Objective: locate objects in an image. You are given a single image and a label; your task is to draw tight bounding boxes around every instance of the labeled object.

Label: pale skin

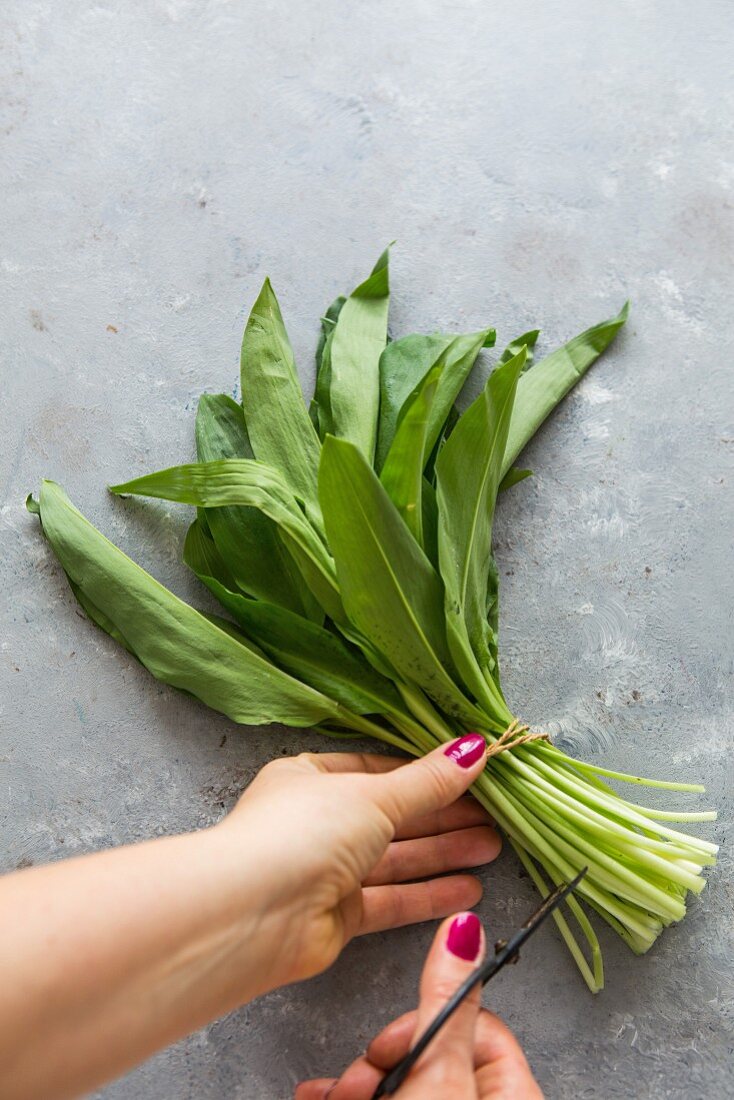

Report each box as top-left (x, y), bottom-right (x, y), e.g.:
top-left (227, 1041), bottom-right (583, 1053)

top-left (0, 739), bottom-right (542, 1099)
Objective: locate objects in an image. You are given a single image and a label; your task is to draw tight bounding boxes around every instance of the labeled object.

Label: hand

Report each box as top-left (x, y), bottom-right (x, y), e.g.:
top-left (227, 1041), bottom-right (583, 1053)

top-left (295, 912), bottom-right (543, 1099)
top-left (217, 734), bottom-right (500, 996)
top-left (0, 735), bottom-right (499, 1099)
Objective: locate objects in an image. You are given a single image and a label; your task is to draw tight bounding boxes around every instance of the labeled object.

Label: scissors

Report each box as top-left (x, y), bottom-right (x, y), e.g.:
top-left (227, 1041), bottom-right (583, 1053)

top-left (372, 868), bottom-right (588, 1098)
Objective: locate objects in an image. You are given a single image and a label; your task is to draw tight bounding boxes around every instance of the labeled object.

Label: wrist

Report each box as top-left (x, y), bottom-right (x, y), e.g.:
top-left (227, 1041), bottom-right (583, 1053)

top-left (202, 815), bottom-right (306, 996)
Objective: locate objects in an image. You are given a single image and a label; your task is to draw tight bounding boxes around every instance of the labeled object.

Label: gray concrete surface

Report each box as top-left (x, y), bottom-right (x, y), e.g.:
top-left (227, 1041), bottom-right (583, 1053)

top-left (1, 1), bottom-right (732, 1096)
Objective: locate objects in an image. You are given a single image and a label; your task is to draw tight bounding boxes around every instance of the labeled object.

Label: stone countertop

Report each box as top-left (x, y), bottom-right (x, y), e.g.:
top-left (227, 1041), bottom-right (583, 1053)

top-left (1, 2), bottom-right (731, 1097)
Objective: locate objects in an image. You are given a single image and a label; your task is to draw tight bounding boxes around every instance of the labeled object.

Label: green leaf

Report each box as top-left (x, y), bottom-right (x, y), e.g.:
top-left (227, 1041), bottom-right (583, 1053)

top-left (420, 477), bottom-right (439, 567)
top-left (110, 460), bottom-right (345, 625)
top-left (195, 394), bottom-right (320, 620)
top-left (67, 574), bottom-right (138, 657)
top-left (435, 347), bottom-right (527, 721)
top-left (424, 401), bottom-right (461, 484)
top-left (484, 551), bottom-right (501, 685)
top-left (498, 467), bottom-right (533, 493)
top-left (29, 493), bottom-right (140, 656)
top-left (328, 248), bottom-right (391, 462)
top-left (376, 329), bottom-right (494, 472)
top-left (310, 295), bottom-right (346, 436)
top-left (241, 278), bottom-right (322, 521)
top-left (182, 512), bottom-right (240, 589)
top-left (502, 303), bottom-right (629, 479)
top-left (319, 436), bottom-right (483, 726)
top-left (313, 323), bottom-right (336, 440)
top-left (379, 360), bottom-right (443, 546)
top-left (499, 329), bottom-right (540, 369)
top-left (33, 481), bottom-right (342, 727)
top-left (184, 518), bottom-right (404, 718)
top-left (316, 296), bottom-right (347, 375)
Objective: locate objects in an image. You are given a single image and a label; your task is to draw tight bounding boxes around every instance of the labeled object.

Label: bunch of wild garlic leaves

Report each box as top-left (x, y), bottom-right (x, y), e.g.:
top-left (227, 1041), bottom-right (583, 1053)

top-left (29, 249), bottom-right (716, 991)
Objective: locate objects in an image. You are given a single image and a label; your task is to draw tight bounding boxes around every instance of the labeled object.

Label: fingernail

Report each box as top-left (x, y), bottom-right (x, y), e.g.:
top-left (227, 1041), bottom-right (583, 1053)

top-left (446, 912), bottom-right (482, 961)
top-left (443, 733), bottom-right (486, 769)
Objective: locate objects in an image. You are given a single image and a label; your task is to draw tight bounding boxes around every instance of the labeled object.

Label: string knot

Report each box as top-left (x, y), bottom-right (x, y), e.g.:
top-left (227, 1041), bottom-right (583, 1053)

top-left (485, 719), bottom-right (550, 759)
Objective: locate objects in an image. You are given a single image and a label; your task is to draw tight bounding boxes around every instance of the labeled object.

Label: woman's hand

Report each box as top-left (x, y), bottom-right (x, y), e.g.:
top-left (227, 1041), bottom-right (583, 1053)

top-left (296, 912), bottom-right (543, 1099)
top-left (0, 736), bottom-right (500, 1099)
top-left (217, 734), bottom-right (501, 995)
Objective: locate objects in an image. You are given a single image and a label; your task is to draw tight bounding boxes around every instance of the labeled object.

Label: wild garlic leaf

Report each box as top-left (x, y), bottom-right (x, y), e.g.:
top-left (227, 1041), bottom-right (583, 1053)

top-left (34, 480), bottom-right (341, 727)
top-left (420, 477), bottom-right (439, 567)
top-left (319, 436), bottom-right (483, 726)
top-left (66, 573), bottom-right (138, 658)
top-left (183, 513), bottom-right (240, 588)
top-left (379, 360), bottom-right (443, 547)
top-left (185, 518), bottom-right (404, 718)
top-left (376, 329), bottom-right (495, 472)
top-left (484, 552), bottom-right (501, 685)
top-left (110, 460), bottom-right (345, 625)
top-left (498, 466), bottom-right (533, 493)
top-left (241, 278), bottom-right (322, 522)
top-left (328, 248), bottom-right (390, 462)
top-left (424, 401), bottom-right (460, 483)
top-left (376, 334), bottom-right (451, 470)
top-left (500, 329), bottom-right (540, 369)
top-left (316, 296), bottom-right (347, 370)
top-left (195, 394), bottom-right (320, 620)
top-left (502, 302), bottom-right (629, 479)
top-left (435, 347), bottom-right (527, 722)
top-left (224, 600), bottom-right (406, 718)
top-left (28, 493), bottom-right (139, 657)
top-left (310, 295), bottom-right (346, 432)
top-left (313, 321), bottom-right (336, 439)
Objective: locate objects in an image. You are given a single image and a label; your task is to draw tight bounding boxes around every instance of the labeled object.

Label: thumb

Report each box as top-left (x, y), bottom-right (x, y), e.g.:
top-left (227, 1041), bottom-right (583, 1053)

top-left (402, 912), bottom-right (486, 1094)
top-left (370, 734), bottom-right (488, 829)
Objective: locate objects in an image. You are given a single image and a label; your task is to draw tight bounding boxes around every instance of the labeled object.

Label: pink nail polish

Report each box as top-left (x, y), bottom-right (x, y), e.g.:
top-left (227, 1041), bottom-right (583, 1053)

top-left (443, 733), bottom-right (486, 769)
top-left (446, 912), bottom-right (482, 961)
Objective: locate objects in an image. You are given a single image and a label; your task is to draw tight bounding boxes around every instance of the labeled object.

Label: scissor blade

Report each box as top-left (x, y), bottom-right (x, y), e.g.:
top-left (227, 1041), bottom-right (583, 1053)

top-left (523, 867), bottom-right (588, 931)
top-left (372, 867), bottom-right (588, 1099)
top-left (476, 867), bottom-right (588, 986)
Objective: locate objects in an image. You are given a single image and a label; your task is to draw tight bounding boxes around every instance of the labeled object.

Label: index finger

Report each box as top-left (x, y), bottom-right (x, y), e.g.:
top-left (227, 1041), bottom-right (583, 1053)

top-left (474, 1011), bottom-right (544, 1097)
top-left (394, 796), bottom-right (493, 840)
top-left (366, 1011), bottom-right (417, 1068)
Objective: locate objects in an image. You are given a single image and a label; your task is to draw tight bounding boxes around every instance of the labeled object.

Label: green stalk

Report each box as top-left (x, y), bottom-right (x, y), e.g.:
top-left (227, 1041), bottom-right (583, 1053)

top-left (616, 802), bottom-right (717, 824)
top-left (535, 744), bottom-right (706, 792)
top-left (494, 778), bottom-right (665, 940)
top-left (479, 671), bottom-right (515, 728)
top-left (396, 683), bottom-right (458, 743)
top-left (511, 746), bottom-right (718, 857)
top-left (509, 837), bottom-right (604, 994)
top-left (496, 766), bottom-right (689, 917)
top-left (387, 714), bottom-right (440, 756)
top-left (334, 710), bottom-right (420, 755)
top-left (496, 751), bottom-right (713, 881)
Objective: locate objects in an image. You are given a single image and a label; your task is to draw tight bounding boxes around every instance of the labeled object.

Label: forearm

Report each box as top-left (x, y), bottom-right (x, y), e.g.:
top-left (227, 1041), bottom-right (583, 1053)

top-left (0, 823), bottom-right (272, 1100)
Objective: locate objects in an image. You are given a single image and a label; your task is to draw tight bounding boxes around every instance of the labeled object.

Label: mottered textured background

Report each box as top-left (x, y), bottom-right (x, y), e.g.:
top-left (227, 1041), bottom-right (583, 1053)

top-left (1, 1), bottom-right (732, 1096)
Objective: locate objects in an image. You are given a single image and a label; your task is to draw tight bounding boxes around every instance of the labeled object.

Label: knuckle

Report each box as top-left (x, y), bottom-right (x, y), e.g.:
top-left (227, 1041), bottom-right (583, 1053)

top-left (427, 977), bottom-right (481, 1005)
top-left (423, 757), bottom-right (456, 801)
top-left (257, 757), bottom-right (285, 780)
top-left (293, 751), bottom-right (328, 776)
top-left (423, 1055), bottom-right (472, 1093)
